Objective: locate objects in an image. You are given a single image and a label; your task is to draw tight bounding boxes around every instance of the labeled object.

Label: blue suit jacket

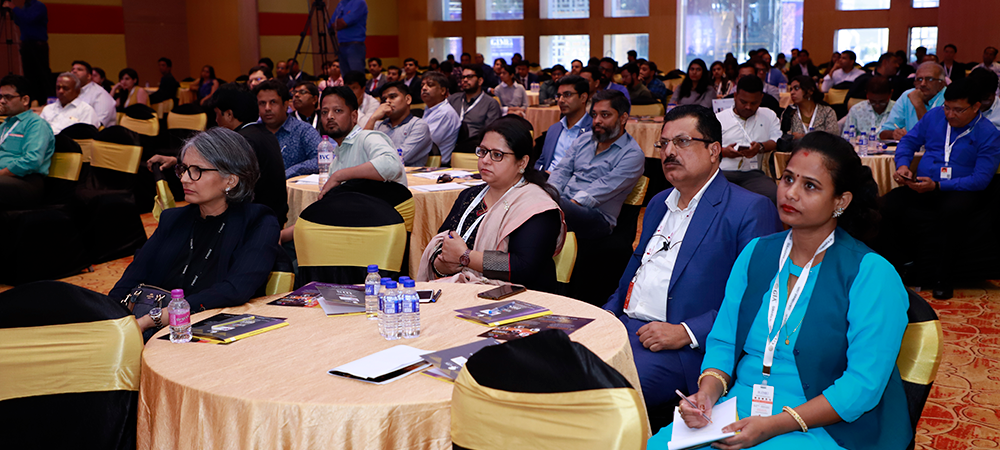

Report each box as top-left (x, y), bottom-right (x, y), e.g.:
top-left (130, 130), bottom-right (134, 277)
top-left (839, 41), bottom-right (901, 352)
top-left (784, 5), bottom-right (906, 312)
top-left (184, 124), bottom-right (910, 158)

top-left (535, 114), bottom-right (593, 171)
top-left (603, 172), bottom-right (781, 389)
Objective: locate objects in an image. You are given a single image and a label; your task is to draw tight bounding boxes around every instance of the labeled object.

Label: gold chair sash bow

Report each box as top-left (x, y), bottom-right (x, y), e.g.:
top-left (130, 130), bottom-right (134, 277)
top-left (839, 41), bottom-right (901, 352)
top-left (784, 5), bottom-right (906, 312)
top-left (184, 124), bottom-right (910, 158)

top-left (293, 218), bottom-right (407, 272)
top-left (47, 152), bottom-right (83, 181)
top-left (91, 141), bottom-right (143, 174)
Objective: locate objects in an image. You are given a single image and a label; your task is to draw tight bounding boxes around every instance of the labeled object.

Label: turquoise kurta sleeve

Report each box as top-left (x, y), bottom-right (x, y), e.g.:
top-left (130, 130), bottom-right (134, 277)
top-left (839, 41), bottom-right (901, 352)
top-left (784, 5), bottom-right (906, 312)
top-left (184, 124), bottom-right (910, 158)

top-left (821, 253), bottom-right (909, 422)
top-left (700, 238), bottom-right (759, 377)
top-left (879, 92), bottom-right (912, 133)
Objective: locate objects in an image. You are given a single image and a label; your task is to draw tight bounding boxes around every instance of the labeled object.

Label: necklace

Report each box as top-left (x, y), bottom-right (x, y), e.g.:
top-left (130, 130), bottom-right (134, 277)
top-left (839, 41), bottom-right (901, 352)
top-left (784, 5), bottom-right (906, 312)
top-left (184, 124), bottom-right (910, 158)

top-left (782, 315), bottom-right (806, 345)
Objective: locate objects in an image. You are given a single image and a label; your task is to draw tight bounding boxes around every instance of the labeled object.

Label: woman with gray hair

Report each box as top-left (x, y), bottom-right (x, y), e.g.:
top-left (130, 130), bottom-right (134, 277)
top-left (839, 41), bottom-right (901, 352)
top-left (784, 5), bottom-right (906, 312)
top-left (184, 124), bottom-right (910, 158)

top-left (111, 128), bottom-right (281, 337)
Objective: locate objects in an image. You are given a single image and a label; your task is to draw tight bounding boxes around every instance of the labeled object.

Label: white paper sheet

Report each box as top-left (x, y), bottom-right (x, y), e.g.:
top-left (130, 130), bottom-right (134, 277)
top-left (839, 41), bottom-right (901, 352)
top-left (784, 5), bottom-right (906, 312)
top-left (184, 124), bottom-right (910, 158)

top-left (329, 345), bottom-right (431, 380)
top-left (411, 170), bottom-right (475, 180)
top-left (294, 174), bottom-right (321, 185)
top-left (410, 183), bottom-right (470, 192)
top-left (668, 397), bottom-right (738, 450)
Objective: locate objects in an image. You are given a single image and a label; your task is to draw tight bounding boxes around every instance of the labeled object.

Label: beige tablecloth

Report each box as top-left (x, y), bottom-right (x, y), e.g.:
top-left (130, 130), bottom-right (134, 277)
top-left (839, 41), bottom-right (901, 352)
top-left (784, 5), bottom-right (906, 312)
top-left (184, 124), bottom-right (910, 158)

top-left (626, 120), bottom-right (664, 159)
top-left (527, 91), bottom-right (539, 106)
top-left (779, 92), bottom-right (792, 109)
top-left (286, 173), bottom-right (469, 274)
top-left (138, 283), bottom-right (646, 449)
top-left (773, 151), bottom-right (922, 196)
top-left (525, 106), bottom-right (561, 135)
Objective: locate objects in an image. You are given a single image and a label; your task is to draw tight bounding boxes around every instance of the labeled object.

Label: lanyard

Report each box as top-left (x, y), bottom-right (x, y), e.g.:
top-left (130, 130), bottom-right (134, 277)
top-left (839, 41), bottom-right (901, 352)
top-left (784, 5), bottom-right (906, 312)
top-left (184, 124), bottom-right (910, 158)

top-left (762, 230), bottom-right (835, 381)
top-left (181, 220), bottom-right (227, 288)
top-left (456, 178), bottom-right (523, 242)
top-left (295, 111), bottom-right (318, 129)
top-left (0, 120), bottom-right (20, 146)
top-left (460, 93), bottom-right (485, 122)
top-left (797, 105), bottom-right (816, 131)
top-left (732, 109), bottom-right (754, 145)
top-left (944, 116), bottom-right (980, 166)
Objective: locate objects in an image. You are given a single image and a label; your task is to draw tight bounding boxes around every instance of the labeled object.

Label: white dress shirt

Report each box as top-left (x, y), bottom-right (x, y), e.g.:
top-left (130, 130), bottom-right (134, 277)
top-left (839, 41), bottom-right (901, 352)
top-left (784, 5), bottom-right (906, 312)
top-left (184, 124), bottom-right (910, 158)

top-left (983, 99), bottom-right (1000, 130)
top-left (624, 169), bottom-right (720, 348)
top-left (39, 97), bottom-right (100, 134)
top-left (821, 67), bottom-right (866, 92)
top-left (78, 81), bottom-right (117, 127)
top-left (422, 100), bottom-right (461, 164)
top-left (357, 93), bottom-right (380, 131)
top-left (717, 107), bottom-right (782, 171)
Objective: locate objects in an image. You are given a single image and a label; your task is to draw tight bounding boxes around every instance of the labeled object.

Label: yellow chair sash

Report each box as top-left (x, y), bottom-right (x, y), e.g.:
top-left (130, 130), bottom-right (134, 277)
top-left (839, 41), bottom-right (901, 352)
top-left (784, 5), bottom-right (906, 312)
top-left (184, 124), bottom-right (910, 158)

top-left (152, 99), bottom-right (174, 119)
top-left (0, 316), bottom-right (143, 402)
top-left (116, 112), bottom-right (125, 126)
top-left (896, 320), bottom-right (943, 385)
top-left (120, 116), bottom-right (160, 136)
top-left (294, 219), bottom-right (407, 271)
top-left (451, 368), bottom-right (648, 450)
top-left (167, 113), bottom-right (207, 131)
top-left (91, 141), bottom-right (143, 174)
top-left (73, 139), bottom-right (94, 163)
top-left (554, 231), bottom-right (577, 284)
top-left (47, 152), bottom-right (83, 181)
top-left (426, 155), bottom-right (442, 168)
top-left (825, 88), bottom-right (849, 105)
top-left (266, 271), bottom-right (295, 296)
top-left (152, 179), bottom-right (177, 222)
top-left (395, 197), bottom-right (415, 233)
top-left (410, 103), bottom-right (427, 112)
top-left (631, 103), bottom-right (665, 117)
top-left (625, 176), bottom-right (649, 206)
top-left (451, 152), bottom-right (479, 170)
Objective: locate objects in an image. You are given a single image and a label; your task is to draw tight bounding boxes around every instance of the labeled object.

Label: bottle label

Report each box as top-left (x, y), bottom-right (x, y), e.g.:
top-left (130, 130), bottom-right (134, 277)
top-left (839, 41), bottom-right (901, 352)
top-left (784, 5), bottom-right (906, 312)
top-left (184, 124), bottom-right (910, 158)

top-left (318, 152), bottom-right (333, 163)
top-left (411, 297), bottom-right (420, 313)
top-left (170, 310), bottom-right (190, 327)
top-left (366, 284), bottom-right (376, 296)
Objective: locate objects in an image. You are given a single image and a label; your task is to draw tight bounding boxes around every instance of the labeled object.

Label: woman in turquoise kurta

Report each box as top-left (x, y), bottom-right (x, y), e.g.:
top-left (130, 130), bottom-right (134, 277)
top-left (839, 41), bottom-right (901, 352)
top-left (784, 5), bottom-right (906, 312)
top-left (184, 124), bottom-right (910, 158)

top-left (649, 132), bottom-right (912, 449)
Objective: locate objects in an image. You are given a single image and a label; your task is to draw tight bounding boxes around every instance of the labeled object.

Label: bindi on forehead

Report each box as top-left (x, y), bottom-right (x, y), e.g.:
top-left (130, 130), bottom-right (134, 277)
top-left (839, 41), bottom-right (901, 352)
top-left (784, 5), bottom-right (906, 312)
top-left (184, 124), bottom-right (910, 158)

top-left (802, 151), bottom-right (810, 157)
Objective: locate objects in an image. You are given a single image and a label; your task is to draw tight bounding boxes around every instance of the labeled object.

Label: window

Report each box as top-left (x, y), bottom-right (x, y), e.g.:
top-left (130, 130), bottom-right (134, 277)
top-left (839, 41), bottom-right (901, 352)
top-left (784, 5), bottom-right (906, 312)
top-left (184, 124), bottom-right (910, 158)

top-left (834, 28), bottom-right (888, 66)
top-left (477, 0), bottom-right (524, 20)
top-left (429, 0), bottom-right (462, 21)
top-left (606, 0), bottom-right (648, 18)
top-left (912, 0), bottom-right (938, 7)
top-left (603, 34), bottom-right (648, 66)
top-left (476, 36), bottom-right (525, 65)
top-left (677, 0), bottom-right (802, 69)
top-left (836, 0), bottom-right (889, 10)
top-left (540, 35), bottom-right (590, 69)
top-left (541, 0), bottom-right (589, 19)
top-left (909, 27), bottom-right (938, 64)
top-left (428, 38), bottom-right (463, 65)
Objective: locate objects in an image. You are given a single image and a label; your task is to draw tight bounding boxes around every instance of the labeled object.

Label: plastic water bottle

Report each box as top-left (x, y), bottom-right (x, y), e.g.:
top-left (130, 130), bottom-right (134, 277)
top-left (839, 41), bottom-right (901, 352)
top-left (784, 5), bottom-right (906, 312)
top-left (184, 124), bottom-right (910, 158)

top-left (382, 281), bottom-right (401, 340)
top-left (869, 127), bottom-right (878, 154)
top-left (667, 100), bottom-right (677, 112)
top-left (317, 136), bottom-right (336, 187)
top-left (168, 289), bottom-right (191, 343)
top-left (842, 130), bottom-right (851, 143)
top-left (378, 277), bottom-right (391, 336)
top-left (848, 124), bottom-right (856, 141)
top-left (364, 265), bottom-right (380, 320)
top-left (401, 279), bottom-right (421, 338)
top-left (857, 134), bottom-right (867, 157)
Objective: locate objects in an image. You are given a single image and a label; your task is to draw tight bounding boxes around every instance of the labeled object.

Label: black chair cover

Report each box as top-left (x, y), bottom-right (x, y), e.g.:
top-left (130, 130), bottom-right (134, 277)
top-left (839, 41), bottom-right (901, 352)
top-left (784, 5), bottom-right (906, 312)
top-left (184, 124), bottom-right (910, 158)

top-left (57, 122), bottom-right (100, 140)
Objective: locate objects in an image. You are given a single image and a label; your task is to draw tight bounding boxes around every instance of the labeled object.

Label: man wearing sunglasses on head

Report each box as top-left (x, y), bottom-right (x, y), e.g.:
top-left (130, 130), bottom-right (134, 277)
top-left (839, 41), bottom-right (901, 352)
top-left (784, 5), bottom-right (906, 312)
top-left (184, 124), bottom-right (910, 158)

top-left (603, 104), bottom-right (781, 413)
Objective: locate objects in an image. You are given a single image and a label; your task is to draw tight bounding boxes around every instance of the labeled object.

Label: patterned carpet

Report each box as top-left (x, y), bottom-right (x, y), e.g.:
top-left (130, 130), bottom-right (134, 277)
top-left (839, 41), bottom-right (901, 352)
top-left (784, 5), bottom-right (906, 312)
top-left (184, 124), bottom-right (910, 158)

top-left (2, 210), bottom-right (997, 447)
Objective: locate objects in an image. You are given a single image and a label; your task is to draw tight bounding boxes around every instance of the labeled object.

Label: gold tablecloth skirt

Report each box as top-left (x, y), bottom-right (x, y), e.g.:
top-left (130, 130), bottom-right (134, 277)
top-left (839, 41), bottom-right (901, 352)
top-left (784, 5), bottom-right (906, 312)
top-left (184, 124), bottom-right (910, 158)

top-left (525, 106), bottom-right (561, 135)
top-left (626, 120), bottom-right (665, 159)
top-left (138, 283), bottom-right (646, 449)
top-left (773, 151), bottom-right (922, 196)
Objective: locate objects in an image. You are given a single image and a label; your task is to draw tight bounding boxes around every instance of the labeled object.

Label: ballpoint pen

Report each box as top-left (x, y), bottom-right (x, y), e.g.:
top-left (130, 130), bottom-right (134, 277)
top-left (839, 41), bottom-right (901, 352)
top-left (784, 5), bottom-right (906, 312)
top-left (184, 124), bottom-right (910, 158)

top-left (676, 389), bottom-right (713, 424)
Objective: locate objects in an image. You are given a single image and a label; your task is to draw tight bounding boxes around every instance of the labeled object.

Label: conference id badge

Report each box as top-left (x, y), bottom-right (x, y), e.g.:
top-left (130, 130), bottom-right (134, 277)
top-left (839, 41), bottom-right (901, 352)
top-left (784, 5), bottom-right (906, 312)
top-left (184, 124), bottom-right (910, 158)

top-left (940, 166), bottom-right (953, 180)
top-left (751, 383), bottom-right (775, 417)
top-left (747, 157), bottom-right (759, 170)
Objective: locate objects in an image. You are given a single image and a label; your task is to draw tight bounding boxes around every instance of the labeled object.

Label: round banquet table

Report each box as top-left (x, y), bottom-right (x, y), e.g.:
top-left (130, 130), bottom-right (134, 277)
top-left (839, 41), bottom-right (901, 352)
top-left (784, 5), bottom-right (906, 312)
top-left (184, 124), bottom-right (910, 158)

top-left (626, 119), bottom-right (664, 159)
top-left (773, 151), bottom-right (922, 196)
top-left (137, 283), bottom-right (647, 449)
top-left (286, 173), bottom-right (472, 275)
top-left (525, 106), bottom-right (561, 135)
top-left (779, 92), bottom-right (792, 109)
top-left (527, 91), bottom-right (539, 106)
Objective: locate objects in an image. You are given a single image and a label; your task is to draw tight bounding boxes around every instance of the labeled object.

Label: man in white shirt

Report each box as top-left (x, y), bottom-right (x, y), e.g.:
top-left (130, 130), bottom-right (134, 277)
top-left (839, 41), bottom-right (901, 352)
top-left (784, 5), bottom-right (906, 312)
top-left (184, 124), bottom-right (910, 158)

top-left (344, 71), bottom-right (379, 129)
top-left (39, 72), bottom-right (99, 134)
top-left (603, 104), bottom-right (781, 410)
top-left (420, 71), bottom-right (461, 164)
top-left (821, 50), bottom-right (865, 93)
top-left (974, 46), bottom-right (1000, 79)
top-left (70, 60), bottom-right (115, 127)
top-left (971, 68), bottom-right (1000, 129)
top-left (716, 76), bottom-right (782, 204)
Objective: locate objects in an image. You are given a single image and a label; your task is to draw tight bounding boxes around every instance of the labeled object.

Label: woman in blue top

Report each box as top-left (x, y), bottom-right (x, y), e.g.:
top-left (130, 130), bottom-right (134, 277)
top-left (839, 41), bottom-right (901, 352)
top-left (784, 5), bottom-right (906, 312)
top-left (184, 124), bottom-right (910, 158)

top-left (649, 132), bottom-right (912, 449)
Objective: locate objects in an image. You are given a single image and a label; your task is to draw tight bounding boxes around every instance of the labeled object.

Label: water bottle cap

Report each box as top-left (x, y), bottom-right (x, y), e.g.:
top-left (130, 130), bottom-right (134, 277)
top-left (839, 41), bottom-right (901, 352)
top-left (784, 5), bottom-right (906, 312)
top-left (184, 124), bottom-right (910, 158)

top-left (367, 264), bottom-right (378, 272)
top-left (399, 276), bottom-right (411, 281)
top-left (171, 289), bottom-right (185, 298)
top-left (380, 277), bottom-right (392, 284)
top-left (385, 281), bottom-right (397, 289)
top-left (403, 280), bottom-right (416, 288)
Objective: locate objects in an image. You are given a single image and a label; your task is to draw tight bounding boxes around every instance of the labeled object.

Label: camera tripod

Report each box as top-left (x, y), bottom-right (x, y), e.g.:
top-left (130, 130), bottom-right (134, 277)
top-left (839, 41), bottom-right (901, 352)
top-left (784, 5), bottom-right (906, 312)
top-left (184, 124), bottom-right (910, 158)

top-left (293, 0), bottom-right (339, 69)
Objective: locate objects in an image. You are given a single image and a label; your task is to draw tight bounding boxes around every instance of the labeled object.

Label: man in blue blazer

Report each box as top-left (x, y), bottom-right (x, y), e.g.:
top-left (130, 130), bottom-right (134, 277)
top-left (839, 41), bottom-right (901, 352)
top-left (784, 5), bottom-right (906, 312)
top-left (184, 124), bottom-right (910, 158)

top-left (603, 105), bottom-right (782, 409)
top-left (535, 75), bottom-right (592, 172)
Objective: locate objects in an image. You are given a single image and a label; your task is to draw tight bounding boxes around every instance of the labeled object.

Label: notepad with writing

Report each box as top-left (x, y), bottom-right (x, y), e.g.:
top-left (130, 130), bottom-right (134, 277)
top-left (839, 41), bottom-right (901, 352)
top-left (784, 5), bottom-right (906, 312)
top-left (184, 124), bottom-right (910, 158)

top-left (668, 397), bottom-right (738, 450)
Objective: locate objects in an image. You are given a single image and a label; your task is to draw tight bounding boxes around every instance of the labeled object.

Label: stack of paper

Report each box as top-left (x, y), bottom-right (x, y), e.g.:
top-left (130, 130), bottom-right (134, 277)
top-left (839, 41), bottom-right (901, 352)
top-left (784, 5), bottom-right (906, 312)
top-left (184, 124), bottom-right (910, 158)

top-left (668, 397), bottom-right (738, 450)
top-left (328, 345), bottom-right (431, 384)
top-left (294, 174), bottom-right (321, 185)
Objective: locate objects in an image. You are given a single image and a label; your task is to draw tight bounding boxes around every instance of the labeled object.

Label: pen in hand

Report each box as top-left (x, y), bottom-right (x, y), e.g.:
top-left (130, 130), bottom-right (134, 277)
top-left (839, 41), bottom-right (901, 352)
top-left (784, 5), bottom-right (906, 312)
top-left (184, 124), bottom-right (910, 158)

top-left (676, 389), bottom-right (713, 424)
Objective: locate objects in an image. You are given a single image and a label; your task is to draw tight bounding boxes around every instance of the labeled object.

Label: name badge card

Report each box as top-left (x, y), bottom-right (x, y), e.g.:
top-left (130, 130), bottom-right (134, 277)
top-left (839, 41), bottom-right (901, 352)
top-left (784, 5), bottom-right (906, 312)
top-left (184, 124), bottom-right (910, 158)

top-left (940, 166), bottom-right (952, 180)
top-left (751, 383), bottom-right (775, 417)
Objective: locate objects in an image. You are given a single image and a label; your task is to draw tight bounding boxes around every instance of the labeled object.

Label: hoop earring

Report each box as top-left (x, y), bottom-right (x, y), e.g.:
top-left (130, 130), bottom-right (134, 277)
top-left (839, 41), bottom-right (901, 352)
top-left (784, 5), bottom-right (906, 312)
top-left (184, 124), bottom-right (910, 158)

top-left (832, 207), bottom-right (844, 218)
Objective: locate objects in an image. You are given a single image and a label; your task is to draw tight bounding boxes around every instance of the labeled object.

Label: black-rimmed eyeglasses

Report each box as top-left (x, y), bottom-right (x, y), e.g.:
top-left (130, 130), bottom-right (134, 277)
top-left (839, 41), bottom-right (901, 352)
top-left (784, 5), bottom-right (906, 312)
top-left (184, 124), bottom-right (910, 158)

top-left (653, 136), bottom-right (714, 149)
top-left (475, 146), bottom-right (516, 162)
top-left (175, 164), bottom-right (220, 181)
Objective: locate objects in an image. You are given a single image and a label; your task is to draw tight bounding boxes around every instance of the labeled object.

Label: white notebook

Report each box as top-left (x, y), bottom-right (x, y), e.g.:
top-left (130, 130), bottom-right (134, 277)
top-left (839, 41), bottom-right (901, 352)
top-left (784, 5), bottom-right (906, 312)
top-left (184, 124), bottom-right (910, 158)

top-left (328, 345), bottom-right (431, 384)
top-left (668, 397), bottom-right (738, 450)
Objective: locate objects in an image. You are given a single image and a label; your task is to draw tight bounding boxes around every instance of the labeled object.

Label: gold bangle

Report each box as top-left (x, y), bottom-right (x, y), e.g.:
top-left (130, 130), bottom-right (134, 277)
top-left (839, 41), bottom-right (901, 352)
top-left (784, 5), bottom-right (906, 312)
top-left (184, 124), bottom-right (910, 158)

top-left (697, 370), bottom-right (729, 397)
top-left (782, 406), bottom-right (808, 433)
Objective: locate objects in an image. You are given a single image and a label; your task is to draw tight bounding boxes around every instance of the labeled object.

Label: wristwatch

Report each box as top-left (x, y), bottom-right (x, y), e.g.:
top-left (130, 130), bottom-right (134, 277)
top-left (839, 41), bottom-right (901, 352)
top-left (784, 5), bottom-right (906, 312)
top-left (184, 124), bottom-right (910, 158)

top-left (149, 307), bottom-right (163, 329)
top-left (459, 249), bottom-right (471, 267)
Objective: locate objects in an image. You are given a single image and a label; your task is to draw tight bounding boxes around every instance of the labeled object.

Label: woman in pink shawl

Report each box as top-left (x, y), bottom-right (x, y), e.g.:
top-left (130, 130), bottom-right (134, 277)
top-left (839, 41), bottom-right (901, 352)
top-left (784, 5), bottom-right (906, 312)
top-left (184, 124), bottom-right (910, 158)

top-left (416, 116), bottom-right (566, 292)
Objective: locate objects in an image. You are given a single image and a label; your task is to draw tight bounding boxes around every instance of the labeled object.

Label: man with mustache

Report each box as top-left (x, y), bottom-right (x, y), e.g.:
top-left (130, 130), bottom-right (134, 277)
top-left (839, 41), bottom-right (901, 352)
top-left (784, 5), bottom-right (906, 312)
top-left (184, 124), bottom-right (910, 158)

top-left (547, 90), bottom-right (644, 239)
top-left (880, 62), bottom-right (947, 140)
top-left (603, 104), bottom-right (781, 413)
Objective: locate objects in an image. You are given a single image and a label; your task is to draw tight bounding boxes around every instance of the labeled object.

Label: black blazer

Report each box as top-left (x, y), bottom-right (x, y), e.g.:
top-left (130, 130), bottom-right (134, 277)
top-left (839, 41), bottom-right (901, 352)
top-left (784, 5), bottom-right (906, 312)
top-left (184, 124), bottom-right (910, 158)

top-left (788, 63), bottom-right (819, 80)
top-left (237, 122), bottom-right (289, 226)
top-left (110, 203), bottom-right (281, 312)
